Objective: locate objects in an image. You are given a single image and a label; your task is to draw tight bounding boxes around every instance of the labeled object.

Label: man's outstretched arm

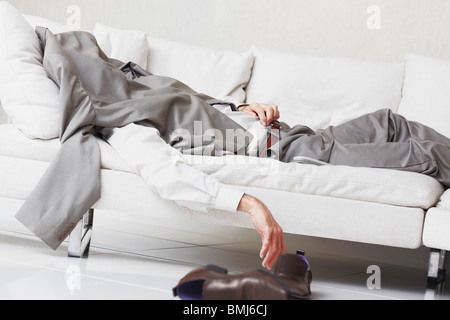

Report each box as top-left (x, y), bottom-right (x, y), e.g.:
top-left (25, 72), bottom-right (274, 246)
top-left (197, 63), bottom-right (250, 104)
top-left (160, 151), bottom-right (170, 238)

top-left (238, 194), bottom-right (286, 270)
top-left (105, 123), bottom-right (285, 269)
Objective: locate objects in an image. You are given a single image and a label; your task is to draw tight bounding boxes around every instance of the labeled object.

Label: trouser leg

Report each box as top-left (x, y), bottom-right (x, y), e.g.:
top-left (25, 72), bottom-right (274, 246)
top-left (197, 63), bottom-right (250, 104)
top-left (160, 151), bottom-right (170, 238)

top-left (318, 109), bottom-right (450, 147)
top-left (327, 139), bottom-right (450, 186)
top-left (280, 109), bottom-right (450, 187)
top-left (279, 109), bottom-right (400, 162)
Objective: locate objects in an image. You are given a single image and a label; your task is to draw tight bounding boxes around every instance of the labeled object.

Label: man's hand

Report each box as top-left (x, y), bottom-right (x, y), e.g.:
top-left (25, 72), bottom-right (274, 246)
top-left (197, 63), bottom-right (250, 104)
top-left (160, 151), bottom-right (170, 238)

top-left (238, 103), bottom-right (280, 127)
top-left (237, 194), bottom-right (286, 270)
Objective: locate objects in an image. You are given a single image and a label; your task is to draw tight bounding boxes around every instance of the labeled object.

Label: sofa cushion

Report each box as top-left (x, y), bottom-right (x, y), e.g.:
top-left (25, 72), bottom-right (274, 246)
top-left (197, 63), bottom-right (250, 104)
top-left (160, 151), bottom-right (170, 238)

top-left (146, 36), bottom-right (254, 104)
top-left (437, 189), bottom-right (450, 211)
top-left (23, 14), bottom-right (74, 34)
top-left (92, 23), bottom-right (149, 70)
top-left (246, 46), bottom-right (405, 130)
top-left (0, 124), bottom-right (131, 173)
top-left (0, 122), bottom-right (443, 210)
top-left (398, 53), bottom-right (450, 139)
top-left (0, 2), bottom-right (60, 140)
top-left (185, 154), bottom-right (444, 210)
top-left (0, 154), bottom-right (425, 249)
top-left (423, 208), bottom-right (450, 251)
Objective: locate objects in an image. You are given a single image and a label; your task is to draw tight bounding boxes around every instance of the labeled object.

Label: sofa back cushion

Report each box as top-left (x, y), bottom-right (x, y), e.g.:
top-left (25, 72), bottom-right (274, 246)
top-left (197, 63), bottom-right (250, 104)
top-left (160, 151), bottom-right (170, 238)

top-left (0, 1), bottom-right (60, 140)
top-left (93, 23), bottom-right (150, 70)
top-left (93, 23), bottom-right (254, 104)
top-left (246, 46), bottom-right (405, 130)
top-left (397, 53), bottom-right (450, 139)
top-left (23, 14), bottom-right (74, 34)
top-left (146, 36), bottom-right (254, 104)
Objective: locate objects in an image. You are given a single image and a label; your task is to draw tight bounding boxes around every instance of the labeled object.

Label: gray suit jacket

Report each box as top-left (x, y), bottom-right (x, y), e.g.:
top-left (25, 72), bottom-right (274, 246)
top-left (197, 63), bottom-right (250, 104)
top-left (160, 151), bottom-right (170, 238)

top-left (16, 28), bottom-right (248, 250)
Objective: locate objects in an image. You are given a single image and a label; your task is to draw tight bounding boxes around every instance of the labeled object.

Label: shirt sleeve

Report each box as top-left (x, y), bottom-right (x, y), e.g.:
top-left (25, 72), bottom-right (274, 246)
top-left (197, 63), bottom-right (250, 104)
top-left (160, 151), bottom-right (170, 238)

top-left (105, 123), bottom-right (244, 213)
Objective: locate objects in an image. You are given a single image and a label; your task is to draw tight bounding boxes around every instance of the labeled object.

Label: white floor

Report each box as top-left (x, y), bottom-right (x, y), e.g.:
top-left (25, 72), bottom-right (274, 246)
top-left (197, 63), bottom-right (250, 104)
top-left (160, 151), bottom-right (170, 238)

top-left (0, 198), bottom-right (448, 300)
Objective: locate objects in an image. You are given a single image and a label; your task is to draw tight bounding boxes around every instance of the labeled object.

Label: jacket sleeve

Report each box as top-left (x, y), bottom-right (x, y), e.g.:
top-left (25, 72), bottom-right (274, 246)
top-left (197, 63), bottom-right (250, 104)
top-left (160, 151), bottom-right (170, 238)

top-left (105, 123), bottom-right (245, 213)
top-left (210, 96), bottom-right (248, 112)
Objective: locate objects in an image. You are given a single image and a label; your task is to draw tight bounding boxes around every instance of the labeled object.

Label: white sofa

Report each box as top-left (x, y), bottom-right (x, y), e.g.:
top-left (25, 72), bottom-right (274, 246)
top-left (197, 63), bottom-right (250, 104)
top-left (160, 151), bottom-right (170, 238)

top-left (1, 1), bottom-right (450, 299)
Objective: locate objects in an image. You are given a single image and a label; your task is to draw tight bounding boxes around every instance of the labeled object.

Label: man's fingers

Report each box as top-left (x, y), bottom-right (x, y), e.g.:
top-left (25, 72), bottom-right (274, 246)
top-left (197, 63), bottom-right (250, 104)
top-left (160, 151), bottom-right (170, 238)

top-left (264, 106), bottom-right (275, 126)
top-left (251, 104), bottom-right (268, 126)
top-left (262, 246), bottom-right (278, 270)
top-left (260, 225), bottom-right (285, 270)
top-left (241, 108), bottom-right (258, 118)
top-left (260, 239), bottom-right (269, 259)
top-left (272, 105), bottom-right (280, 120)
top-left (240, 103), bottom-right (281, 126)
top-left (259, 225), bottom-right (272, 259)
top-left (251, 103), bottom-right (280, 126)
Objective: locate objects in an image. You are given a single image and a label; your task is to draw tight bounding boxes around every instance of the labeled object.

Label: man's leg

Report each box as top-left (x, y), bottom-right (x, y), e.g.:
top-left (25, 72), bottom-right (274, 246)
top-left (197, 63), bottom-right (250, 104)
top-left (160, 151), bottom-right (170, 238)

top-left (327, 139), bottom-right (450, 186)
top-left (280, 109), bottom-right (400, 163)
top-left (280, 109), bottom-right (450, 187)
top-left (318, 108), bottom-right (450, 147)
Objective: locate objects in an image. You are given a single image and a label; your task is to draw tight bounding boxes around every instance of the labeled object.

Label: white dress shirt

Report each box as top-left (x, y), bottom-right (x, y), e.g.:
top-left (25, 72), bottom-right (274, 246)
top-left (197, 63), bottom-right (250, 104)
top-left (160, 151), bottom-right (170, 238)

top-left (106, 104), bottom-right (268, 213)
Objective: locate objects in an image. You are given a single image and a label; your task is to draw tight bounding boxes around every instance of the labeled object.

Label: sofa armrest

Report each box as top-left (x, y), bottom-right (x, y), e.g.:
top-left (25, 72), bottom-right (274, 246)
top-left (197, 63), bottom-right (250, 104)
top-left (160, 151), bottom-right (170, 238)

top-left (424, 207), bottom-right (450, 251)
top-left (424, 190), bottom-right (450, 251)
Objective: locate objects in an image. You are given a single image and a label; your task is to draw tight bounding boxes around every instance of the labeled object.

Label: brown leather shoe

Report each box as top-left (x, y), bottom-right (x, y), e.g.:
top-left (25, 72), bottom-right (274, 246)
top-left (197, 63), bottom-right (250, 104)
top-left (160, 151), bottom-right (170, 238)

top-left (273, 250), bottom-right (312, 300)
top-left (202, 269), bottom-right (293, 300)
top-left (173, 265), bottom-right (228, 300)
top-left (174, 267), bottom-right (294, 300)
top-left (173, 250), bottom-right (312, 300)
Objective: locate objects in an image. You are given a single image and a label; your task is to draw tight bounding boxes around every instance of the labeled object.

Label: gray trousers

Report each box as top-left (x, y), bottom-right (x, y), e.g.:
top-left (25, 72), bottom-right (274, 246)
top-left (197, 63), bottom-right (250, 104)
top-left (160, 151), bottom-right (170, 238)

top-left (279, 109), bottom-right (450, 187)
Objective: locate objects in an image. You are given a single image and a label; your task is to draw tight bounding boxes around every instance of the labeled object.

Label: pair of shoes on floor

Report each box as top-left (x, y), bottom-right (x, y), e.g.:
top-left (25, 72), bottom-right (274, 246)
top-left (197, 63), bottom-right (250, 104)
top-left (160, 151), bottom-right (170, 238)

top-left (173, 250), bottom-right (312, 300)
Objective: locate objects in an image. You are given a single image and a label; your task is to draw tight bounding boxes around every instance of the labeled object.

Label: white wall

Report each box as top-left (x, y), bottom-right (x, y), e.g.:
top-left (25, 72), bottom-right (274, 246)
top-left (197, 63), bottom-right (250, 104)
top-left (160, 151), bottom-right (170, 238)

top-left (8, 0), bottom-right (450, 62)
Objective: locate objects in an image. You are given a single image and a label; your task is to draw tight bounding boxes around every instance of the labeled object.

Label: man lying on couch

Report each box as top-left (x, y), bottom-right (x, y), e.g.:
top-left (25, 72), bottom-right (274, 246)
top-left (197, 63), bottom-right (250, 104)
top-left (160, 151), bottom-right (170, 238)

top-left (15, 28), bottom-right (450, 271)
top-left (107, 101), bottom-right (450, 270)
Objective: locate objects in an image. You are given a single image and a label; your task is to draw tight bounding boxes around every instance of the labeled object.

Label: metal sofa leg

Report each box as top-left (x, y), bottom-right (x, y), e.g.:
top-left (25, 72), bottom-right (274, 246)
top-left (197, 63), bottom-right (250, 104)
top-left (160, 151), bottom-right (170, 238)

top-left (68, 209), bottom-right (94, 258)
top-left (425, 249), bottom-right (447, 300)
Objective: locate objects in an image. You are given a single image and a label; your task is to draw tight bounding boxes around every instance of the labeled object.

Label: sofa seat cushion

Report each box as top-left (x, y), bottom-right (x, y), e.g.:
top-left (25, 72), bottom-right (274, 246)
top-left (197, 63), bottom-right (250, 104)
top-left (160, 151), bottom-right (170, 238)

top-left (0, 124), bottom-right (444, 210)
top-left (0, 155), bottom-right (426, 249)
top-left (0, 124), bottom-right (131, 173)
top-left (185, 155), bottom-right (444, 210)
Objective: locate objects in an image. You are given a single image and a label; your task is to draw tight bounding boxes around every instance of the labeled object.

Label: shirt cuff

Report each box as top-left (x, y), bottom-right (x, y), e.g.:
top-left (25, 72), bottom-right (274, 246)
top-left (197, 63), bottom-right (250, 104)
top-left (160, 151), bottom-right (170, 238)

top-left (214, 185), bottom-right (245, 212)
